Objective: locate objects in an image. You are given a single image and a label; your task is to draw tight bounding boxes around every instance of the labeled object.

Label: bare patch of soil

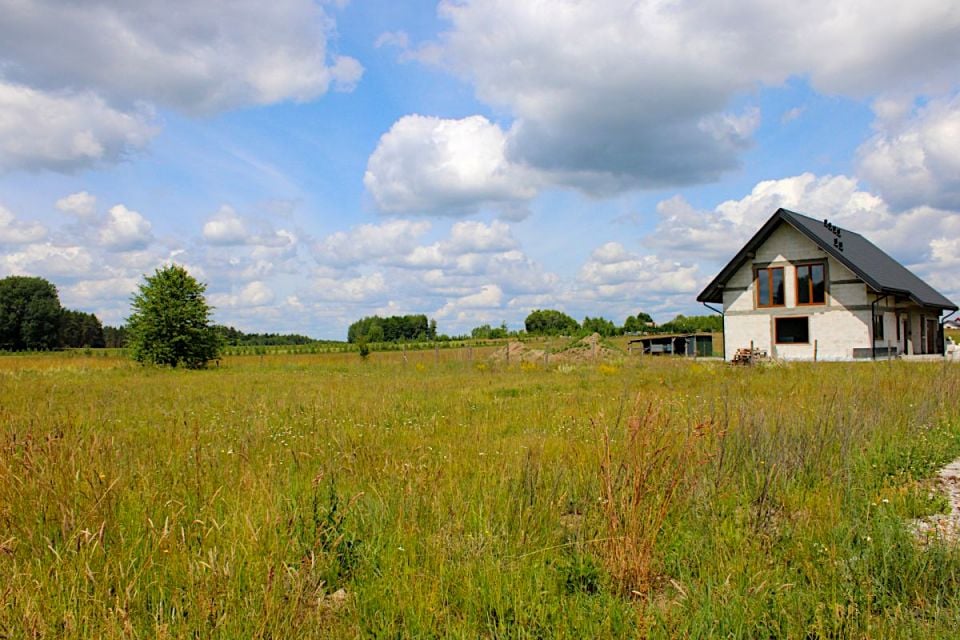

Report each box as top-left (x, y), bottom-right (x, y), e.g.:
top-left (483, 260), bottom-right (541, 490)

top-left (912, 459), bottom-right (960, 543)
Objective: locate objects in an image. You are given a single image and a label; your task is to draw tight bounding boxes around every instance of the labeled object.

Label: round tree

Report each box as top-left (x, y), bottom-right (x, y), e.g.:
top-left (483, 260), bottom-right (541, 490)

top-left (126, 265), bottom-right (221, 368)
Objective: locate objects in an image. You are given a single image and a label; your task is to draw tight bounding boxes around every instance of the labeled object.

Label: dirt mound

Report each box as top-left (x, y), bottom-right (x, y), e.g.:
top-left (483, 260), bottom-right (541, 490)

top-left (489, 333), bottom-right (620, 364)
top-left (558, 333), bottom-right (619, 363)
top-left (488, 341), bottom-right (547, 363)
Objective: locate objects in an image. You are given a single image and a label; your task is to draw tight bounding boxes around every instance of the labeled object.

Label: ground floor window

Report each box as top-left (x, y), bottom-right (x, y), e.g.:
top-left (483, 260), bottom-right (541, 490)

top-left (775, 317), bottom-right (809, 344)
top-left (873, 313), bottom-right (884, 340)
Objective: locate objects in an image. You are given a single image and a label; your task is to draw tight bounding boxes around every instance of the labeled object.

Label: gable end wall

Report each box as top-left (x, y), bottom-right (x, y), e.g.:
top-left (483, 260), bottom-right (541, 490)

top-left (721, 223), bottom-right (869, 361)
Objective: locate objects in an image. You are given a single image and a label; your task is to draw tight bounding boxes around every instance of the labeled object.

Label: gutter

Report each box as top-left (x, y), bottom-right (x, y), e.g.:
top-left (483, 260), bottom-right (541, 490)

top-left (702, 302), bottom-right (724, 360)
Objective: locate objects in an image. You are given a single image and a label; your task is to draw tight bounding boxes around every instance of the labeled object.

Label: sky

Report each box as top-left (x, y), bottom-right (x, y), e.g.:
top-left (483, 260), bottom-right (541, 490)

top-left (1, 0), bottom-right (959, 339)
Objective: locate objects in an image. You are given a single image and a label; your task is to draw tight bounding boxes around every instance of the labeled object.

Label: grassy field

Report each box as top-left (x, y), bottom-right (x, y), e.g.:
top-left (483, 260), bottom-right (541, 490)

top-left (2, 350), bottom-right (960, 638)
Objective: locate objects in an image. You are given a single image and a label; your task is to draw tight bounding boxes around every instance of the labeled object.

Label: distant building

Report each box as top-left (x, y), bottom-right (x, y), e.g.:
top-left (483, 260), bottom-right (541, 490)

top-left (628, 333), bottom-right (715, 357)
top-left (697, 208), bottom-right (957, 361)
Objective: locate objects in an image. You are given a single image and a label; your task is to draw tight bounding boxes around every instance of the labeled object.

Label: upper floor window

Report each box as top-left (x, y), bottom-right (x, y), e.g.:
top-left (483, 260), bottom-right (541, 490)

top-left (796, 263), bottom-right (825, 305)
top-left (756, 267), bottom-right (784, 307)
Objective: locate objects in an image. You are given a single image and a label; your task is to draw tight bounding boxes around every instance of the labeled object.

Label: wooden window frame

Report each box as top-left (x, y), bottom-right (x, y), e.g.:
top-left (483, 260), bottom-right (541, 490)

top-left (755, 266), bottom-right (785, 308)
top-left (795, 262), bottom-right (826, 306)
top-left (774, 316), bottom-right (810, 345)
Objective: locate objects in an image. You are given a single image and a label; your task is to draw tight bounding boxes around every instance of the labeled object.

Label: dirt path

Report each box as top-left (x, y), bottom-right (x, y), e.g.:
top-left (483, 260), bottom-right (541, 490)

top-left (912, 459), bottom-right (960, 543)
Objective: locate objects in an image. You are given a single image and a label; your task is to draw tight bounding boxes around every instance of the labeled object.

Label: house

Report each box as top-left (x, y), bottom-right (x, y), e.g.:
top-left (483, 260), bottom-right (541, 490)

top-left (697, 208), bottom-right (957, 361)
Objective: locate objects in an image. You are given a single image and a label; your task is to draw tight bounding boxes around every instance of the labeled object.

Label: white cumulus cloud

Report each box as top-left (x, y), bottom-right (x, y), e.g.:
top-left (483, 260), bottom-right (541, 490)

top-left (371, 0), bottom-right (960, 211)
top-left (0, 203), bottom-right (46, 244)
top-left (445, 220), bottom-right (516, 254)
top-left (0, 83), bottom-right (156, 173)
top-left (0, 243), bottom-right (96, 279)
top-left (579, 243), bottom-right (699, 294)
top-left (63, 276), bottom-right (140, 307)
top-left (203, 206), bottom-right (249, 246)
top-left (0, 0), bottom-right (361, 172)
top-left (56, 191), bottom-right (98, 220)
top-left (99, 204), bottom-right (154, 251)
top-left (858, 95), bottom-right (960, 210)
top-left (211, 281), bottom-right (276, 308)
top-left (0, 0), bottom-right (362, 114)
top-left (435, 283), bottom-right (503, 321)
top-left (364, 115), bottom-right (539, 216)
top-left (312, 272), bottom-right (388, 302)
top-left (315, 219), bottom-right (432, 266)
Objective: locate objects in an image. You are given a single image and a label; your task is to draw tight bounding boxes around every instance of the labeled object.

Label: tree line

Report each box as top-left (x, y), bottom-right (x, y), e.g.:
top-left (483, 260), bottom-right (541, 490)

top-left (521, 309), bottom-right (720, 337)
top-left (347, 314), bottom-right (437, 343)
top-left (213, 325), bottom-right (320, 347)
top-left (344, 309), bottom-right (722, 344)
top-left (0, 276), bottom-right (106, 350)
top-left (2, 270), bottom-right (721, 370)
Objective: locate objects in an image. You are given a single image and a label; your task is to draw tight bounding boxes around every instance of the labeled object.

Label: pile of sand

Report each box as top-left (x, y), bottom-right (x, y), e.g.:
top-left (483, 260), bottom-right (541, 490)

top-left (489, 333), bottom-right (620, 364)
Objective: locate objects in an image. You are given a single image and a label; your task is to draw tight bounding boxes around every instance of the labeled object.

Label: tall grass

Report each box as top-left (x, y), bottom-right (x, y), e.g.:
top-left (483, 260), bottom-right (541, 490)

top-left (595, 397), bottom-right (717, 600)
top-left (1, 352), bottom-right (959, 637)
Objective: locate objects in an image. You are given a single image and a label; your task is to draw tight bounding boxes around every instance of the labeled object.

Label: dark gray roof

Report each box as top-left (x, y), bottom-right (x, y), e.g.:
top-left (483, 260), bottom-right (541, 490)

top-left (697, 208), bottom-right (957, 310)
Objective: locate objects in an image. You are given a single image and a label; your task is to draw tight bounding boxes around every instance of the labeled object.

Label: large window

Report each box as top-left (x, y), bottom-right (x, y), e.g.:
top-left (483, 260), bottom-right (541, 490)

top-left (756, 267), bottom-right (785, 307)
top-left (796, 263), bottom-right (825, 305)
top-left (775, 317), bottom-right (809, 344)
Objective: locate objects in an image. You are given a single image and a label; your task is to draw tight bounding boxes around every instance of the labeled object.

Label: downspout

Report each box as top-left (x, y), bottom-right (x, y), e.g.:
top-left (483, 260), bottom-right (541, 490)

top-left (702, 302), bottom-right (724, 360)
top-left (940, 309), bottom-right (957, 356)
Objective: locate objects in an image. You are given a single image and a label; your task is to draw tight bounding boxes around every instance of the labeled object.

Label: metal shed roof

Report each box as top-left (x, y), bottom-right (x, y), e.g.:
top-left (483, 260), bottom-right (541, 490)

top-left (697, 208), bottom-right (957, 311)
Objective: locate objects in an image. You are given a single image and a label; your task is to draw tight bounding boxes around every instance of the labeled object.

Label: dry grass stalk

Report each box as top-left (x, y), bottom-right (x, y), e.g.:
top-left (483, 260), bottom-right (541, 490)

top-left (595, 396), bottom-right (715, 599)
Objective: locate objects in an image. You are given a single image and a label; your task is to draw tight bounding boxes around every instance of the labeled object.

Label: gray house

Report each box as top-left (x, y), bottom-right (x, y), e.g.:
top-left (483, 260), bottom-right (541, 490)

top-left (697, 208), bottom-right (957, 361)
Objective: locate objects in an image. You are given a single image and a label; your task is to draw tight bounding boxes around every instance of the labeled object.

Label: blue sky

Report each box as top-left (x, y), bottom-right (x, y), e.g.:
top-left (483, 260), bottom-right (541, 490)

top-left (1, 0), bottom-right (959, 338)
